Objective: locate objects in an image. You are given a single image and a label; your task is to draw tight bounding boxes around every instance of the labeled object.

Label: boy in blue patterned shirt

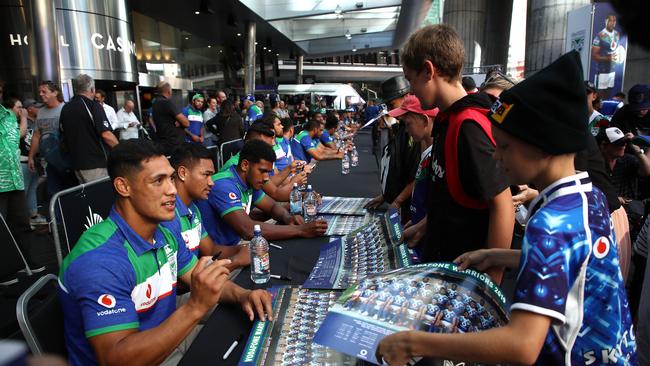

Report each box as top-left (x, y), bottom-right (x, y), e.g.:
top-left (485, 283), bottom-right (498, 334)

top-left (377, 52), bottom-right (636, 365)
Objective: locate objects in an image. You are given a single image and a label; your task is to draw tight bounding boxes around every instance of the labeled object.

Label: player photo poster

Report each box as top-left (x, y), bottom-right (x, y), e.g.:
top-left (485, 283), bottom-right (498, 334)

top-left (313, 263), bottom-right (510, 366)
top-left (588, 3), bottom-right (628, 99)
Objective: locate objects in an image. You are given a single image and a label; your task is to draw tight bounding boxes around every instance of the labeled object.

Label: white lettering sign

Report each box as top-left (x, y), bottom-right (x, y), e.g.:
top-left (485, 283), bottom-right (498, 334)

top-left (8, 32), bottom-right (136, 55)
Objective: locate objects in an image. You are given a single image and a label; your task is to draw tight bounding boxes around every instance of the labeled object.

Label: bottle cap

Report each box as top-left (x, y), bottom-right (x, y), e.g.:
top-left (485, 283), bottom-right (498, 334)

top-left (293, 182), bottom-right (298, 187)
top-left (254, 224), bottom-right (261, 232)
top-left (307, 184), bottom-right (312, 190)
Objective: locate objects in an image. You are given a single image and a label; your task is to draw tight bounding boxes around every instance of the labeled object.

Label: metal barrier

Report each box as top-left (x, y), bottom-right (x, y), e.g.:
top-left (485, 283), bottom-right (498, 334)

top-left (48, 177), bottom-right (114, 267)
top-left (218, 138), bottom-right (244, 169)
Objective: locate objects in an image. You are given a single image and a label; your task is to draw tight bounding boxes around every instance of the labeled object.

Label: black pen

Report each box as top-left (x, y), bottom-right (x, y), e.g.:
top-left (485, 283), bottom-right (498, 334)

top-left (212, 251), bottom-right (222, 261)
top-left (270, 274), bottom-right (292, 281)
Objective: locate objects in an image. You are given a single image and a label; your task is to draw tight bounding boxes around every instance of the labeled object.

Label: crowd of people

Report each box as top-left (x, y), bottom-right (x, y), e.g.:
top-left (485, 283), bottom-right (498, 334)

top-left (0, 17), bottom-right (648, 366)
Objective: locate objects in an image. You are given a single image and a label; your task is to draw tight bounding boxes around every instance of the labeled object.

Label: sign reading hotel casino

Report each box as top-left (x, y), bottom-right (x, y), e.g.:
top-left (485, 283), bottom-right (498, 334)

top-left (3, 7), bottom-right (137, 83)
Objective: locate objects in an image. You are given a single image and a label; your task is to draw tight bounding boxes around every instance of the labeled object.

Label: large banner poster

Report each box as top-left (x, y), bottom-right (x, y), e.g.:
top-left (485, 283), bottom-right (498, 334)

top-left (565, 4), bottom-right (592, 71)
top-left (588, 3), bottom-right (628, 99)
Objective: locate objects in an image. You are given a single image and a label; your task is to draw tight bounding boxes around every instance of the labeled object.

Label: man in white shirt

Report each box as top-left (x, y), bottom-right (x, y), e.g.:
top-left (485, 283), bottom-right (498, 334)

top-left (95, 89), bottom-right (119, 130)
top-left (115, 100), bottom-right (140, 140)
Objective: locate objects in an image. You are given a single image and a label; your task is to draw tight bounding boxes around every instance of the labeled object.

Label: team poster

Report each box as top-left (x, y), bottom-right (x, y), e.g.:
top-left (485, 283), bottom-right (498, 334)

top-left (589, 2), bottom-right (628, 99)
top-left (313, 263), bottom-right (510, 365)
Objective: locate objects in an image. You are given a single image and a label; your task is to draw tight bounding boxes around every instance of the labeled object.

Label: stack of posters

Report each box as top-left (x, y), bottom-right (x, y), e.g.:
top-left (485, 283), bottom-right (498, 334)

top-left (303, 209), bottom-right (418, 290)
top-left (318, 196), bottom-right (371, 216)
top-left (237, 287), bottom-right (357, 366)
top-left (323, 214), bottom-right (372, 236)
top-left (313, 263), bottom-right (510, 365)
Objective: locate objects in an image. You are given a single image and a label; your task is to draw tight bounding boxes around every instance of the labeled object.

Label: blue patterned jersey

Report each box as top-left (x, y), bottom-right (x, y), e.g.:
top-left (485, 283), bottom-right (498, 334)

top-left (592, 28), bottom-right (620, 73)
top-left (512, 172), bottom-right (636, 365)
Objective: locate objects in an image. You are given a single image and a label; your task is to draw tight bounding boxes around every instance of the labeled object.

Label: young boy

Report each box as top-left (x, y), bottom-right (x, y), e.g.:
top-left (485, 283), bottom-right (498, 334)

top-left (376, 51), bottom-right (637, 366)
top-left (399, 25), bottom-right (513, 283)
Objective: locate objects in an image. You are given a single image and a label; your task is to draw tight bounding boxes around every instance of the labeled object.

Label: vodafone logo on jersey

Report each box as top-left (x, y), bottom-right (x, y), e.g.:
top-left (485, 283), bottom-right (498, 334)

top-left (146, 284), bottom-right (152, 299)
top-left (593, 236), bottom-right (611, 259)
top-left (98, 294), bottom-right (116, 309)
top-left (228, 192), bottom-right (237, 200)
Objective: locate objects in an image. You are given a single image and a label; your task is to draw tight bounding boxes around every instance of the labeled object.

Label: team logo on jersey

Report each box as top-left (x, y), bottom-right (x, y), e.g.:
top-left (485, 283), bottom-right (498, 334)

top-left (145, 284), bottom-right (152, 299)
top-left (228, 192), bottom-right (237, 200)
top-left (98, 294), bottom-right (116, 309)
top-left (593, 236), bottom-right (610, 259)
top-left (489, 99), bottom-right (513, 124)
top-left (84, 206), bottom-right (104, 230)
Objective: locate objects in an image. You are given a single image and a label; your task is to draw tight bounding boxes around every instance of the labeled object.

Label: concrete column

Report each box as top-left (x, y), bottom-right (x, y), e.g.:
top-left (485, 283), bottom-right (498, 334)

top-left (484, 0), bottom-right (513, 68)
top-left (29, 0), bottom-right (60, 87)
top-left (525, 0), bottom-right (590, 76)
top-left (296, 54), bottom-right (303, 84)
top-left (623, 44), bottom-right (650, 93)
top-left (244, 21), bottom-right (256, 95)
top-left (443, 0), bottom-right (488, 70)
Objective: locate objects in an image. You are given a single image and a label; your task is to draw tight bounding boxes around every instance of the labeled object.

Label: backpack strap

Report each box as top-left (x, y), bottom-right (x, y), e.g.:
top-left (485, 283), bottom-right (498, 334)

top-left (443, 107), bottom-right (494, 210)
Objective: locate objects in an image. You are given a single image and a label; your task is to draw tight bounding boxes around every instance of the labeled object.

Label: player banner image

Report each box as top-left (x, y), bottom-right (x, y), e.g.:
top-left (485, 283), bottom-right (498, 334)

top-left (323, 214), bottom-right (372, 236)
top-left (313, 263), bottom-right (510, 366)
top-left (588, 2), bottom-right (628, 99)
top-left (303, 209), bottom-right (419, 290)
top-left (318, 196), bottom-right (371, 216)
top-left (238, 287), bottom-right (357, 366)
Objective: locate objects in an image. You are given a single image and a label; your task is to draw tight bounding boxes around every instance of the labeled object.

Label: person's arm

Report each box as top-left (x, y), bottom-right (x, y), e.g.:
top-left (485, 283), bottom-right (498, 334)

top-left (308, 147), bottom-right (343, 161)
top-left (377, 310), bottom-right (550, 366)
top-left (222, 208), bottom-right (325, 241)
top-left (390, 181), bottom-right (415, 208)
top-left (269, 164), bottom-right (292, 186)
top-left (27, 128), bottom-right (41, 172)
top-left (18, 109), bottom-right (28, 138)
top-left (591, 44), bottom-right (615, 63)
top-left (101, 131), bottom-right (119, 148)
top-left (175, 113), bottom-right (190, 128)
top-left (402, 216), bottom-right (427, 248)
top-left (261, 178), bottom-right (290, 202)
top-left (631, 145), bottom-right (650, 176)
top-left (454, 248), bottom-right (522, 272)
top-left (485, 188), bottom-right (514, 284)
top-left (198, 236), bottom-right (250, 271)
top-left (199, 125), bottom-right (204, 143)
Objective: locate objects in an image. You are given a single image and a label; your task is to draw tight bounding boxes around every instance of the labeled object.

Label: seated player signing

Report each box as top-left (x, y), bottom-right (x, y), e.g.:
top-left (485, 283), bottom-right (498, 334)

top-left (293, 120), bottom-right (344, 162)
top-left (221, 118), bottom-right (308, 202)
top-left (58, 140), bottom-right (272, 366)
top-left (196, 139), bottom-right (327, 246)
top-left (164, 143), bottom-right (250, 270)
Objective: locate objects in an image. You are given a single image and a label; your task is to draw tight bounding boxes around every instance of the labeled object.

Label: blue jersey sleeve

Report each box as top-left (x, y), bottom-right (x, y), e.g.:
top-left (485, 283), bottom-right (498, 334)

top-left (320, 130), bottom-right (333, 144)
top-left (252, 189), bottom-right (266, 206)
top-left (511, 205), bottom-right (591, 324)
top-left (63, 257), bottom-right (139, 338)
top-left (209, 180), bottom-right (243, 217)
top-left (181, 106), bottom-right (190, 117)
top-left (300, 134), bottom-right (316, 151)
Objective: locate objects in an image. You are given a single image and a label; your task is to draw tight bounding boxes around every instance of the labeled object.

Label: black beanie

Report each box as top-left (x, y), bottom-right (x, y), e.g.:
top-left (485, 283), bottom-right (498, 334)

top-left (488, 51), bottom-right (588, 154)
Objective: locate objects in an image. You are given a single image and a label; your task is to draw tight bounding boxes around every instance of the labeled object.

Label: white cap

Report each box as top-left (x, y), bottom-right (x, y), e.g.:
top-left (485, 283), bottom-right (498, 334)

top-left (604, 127), bottom-right (628, 145)
top-left (254, 224), bottom-right (261, 232)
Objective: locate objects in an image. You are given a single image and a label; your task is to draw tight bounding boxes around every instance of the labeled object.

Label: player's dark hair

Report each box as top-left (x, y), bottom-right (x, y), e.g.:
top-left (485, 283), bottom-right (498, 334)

top-left (246, 120), bottom-right (275, 140)
top-left (95, 89), bottom-right (106, 99)
top-left (239, 139), bottom-right (276, 167)
top-left (169, 143), bottom-right (213, 171)
top-left (108, 139), bottom-right (166, 182)
top-left (325, 115), bottom-right (339, 130)
top-left (614, 92), bottom-right (626, 99)
top-left (261, 113), bottom-right (280, 127)
top-left (281, 118), bottom-right (293, 133)
top-left (304, 120), bottom-right (321, 132)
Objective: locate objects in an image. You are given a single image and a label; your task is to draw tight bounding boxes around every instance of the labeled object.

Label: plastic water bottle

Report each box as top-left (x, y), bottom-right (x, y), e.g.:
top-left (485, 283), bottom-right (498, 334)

top-left (515, 205), bottom-right (528, 227)
top-left (249, 225), bottom-right (270, 284)
top-left (290, 183), bottom-right (303, 216)
top-left (342, 152), bottom-right (350, 175)
top-left (351, 146), bottom-right (359, 167)
top-left (303, 185), bottom-right (317, 222)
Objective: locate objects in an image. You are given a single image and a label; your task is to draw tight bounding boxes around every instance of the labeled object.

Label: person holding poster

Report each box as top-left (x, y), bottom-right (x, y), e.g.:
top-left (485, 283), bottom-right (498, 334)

top-left (377, 48), bottom-right (636, 365)
top-left (591, 13), bottom-right (621, 98)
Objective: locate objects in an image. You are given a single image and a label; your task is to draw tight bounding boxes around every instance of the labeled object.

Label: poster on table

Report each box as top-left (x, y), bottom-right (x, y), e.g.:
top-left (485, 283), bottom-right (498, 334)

top-left (303, 209), bottom-right (419, 290)
top-left (589, 3), bottom-right (628, 99)
top-left (313, 263), bottom-right (510, 366)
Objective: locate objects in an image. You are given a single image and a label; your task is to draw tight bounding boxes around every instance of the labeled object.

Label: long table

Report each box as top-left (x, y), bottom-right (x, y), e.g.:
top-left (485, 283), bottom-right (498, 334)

top-left (179, 130), bottom-right (381, 365)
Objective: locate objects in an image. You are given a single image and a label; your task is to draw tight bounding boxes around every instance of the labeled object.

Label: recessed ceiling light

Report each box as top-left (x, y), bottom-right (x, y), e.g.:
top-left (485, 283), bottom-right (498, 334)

top-left (334, 5), bottom-right (342, 14)
top-left (113, 84), bottom-right (117, 88)
top-left (255, 41), bottom-right (258, 45)
top-left (263, 46), bottom-right (266, 50)
top-left (276, 53), bottom-right (279, 56)
top-left (194, 11), bottom-right (200, 15)
top-left (171, 59), bottom-right (176, 62)
top-left (208, 45), bottom-right (212, 48)
top-left (237, 33), bottom-right (242, 37)
top-left (352, 48), bottom-right (357, 52)
top-left (268, 49), bottom-right (272, 52)
top-left (184, 36), bottom-right (189, 40)
top-left (345, 29), bottom-right (351, 39)
top-left (219, 50), bottom-right (223, 53)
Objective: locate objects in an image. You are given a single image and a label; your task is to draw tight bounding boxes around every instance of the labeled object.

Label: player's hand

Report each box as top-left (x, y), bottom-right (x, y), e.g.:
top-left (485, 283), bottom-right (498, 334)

top-left (300, 219), bottom-right (328, 238)
top-left (336, 151), bottom-right (344, 159)
top-left (292, 171), bottom-right (308, 186)
top-left (403, 220), bottom-right (413, 230)
top-left (191, 134), bottom-right (201, 143)
top-left (402, 222), bottom-right (425, 248)
top-left (291, 215), bottom-right (305, 225)
top-left (303, 163), bottom-right (313, 174)
top-left (376, 331), bottom-right (416, 366)
top-left (231, 245), bottom-right (251, 267)
top-left (364, 195), bottom-right (384, 209)
top-left (239, 289), bottom-right (274, 322)
top-left (187, 257), bottom-right (231, 315)
top-left (19, 106), bottom-right (28, 120)
top-left (610, 53), bottom-right (618, 62)
top-left (388, 201), bottom-right (401, 209)
top-left (512, 185), bottom-right (538, 207)
top-left (619, 196), bottom-right (632, 205)
top-left (454, 249), bottom-right (495, 272)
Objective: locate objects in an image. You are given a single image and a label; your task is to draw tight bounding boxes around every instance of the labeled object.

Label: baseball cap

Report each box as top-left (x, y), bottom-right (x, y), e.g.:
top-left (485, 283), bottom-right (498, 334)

top-left (387, 94), bottom-right (439, 118)
top-left (628, 84), bottom-right (650, 112)
top-left (242, 94), bottom-right (256, 103)
top-left (192, 93), bottom-right (204, 101)
top-left (23, 98), bottom-right (43, 108)
top-left (598, 127), bottom-right (629, 145)
top-left (632, 135), bottom-right (650, 148)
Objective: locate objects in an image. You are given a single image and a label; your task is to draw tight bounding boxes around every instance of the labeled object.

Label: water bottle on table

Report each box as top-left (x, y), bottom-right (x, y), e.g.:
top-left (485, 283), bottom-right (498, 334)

top-left (290, 183), bottom-right (303, 216)
top-left (351, 145), bottom-right (359, 167)
top-left (303, 185), bottom-right (317, 222)
top-left (341, 151), bottom-right (350, 175)
top-left (250, 225), bottom-right (270, 284)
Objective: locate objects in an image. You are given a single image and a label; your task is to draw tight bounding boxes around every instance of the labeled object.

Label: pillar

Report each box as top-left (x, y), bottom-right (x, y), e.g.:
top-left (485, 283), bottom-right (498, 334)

top-left (29, 0), bottom-right (60, 87)
top-left (443, 0), bottom-right (488, 71)
top-left (525, 0), bottom-right (591, 76)
top-left (244, 21), bottom-right (256, 95)
top-left (296, 54), bottom-right (303, 84)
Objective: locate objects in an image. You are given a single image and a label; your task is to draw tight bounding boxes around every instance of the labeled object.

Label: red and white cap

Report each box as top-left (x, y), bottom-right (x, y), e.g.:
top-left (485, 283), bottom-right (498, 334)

top-left (387, 94), bottom-right (439, 118)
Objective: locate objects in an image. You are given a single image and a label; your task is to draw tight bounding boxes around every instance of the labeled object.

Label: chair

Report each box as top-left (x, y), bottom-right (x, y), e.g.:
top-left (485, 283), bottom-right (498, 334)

top-left (49, 177), bottom-right (115, 267)
top-left (219, 138), bottom-right (244, 169)
top-left (0, 213), bottom-right (35, 279)
top-left (16, 274), bottom-right (67, 357)
top-left (206, 144), bottom-right (220, 171)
